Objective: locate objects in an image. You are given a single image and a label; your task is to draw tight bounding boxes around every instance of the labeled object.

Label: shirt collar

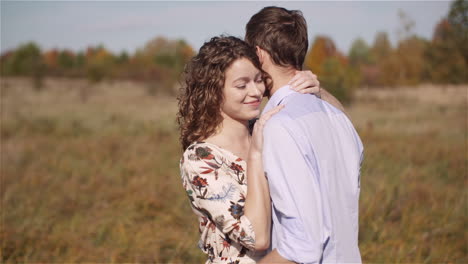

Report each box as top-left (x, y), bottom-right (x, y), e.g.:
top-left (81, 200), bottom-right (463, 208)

top-left (262, 84), bottom-right (297, 114)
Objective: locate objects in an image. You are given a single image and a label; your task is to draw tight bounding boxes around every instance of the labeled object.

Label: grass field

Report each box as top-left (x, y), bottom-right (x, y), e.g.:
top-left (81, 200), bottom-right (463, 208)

top-left (1, 77), bottom-right (466, 263)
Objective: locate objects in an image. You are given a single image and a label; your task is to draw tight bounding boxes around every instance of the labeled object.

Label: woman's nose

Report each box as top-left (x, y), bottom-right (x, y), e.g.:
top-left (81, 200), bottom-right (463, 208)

top-left (249, 82), bottom-right (262, 97)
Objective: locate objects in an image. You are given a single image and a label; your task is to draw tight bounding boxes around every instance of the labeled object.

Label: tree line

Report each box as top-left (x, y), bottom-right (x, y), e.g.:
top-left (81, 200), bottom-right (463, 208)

top-left (0, 36), bottom-right (195, 95)
top-left (304, 0), bottom-right (467, 103)
top-left (1, 0), bottom-right (466, 102)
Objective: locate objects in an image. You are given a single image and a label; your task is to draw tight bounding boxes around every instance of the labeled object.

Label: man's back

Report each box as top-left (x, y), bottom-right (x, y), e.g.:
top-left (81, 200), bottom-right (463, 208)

top-left (262, 86), bottom-right (363, 263)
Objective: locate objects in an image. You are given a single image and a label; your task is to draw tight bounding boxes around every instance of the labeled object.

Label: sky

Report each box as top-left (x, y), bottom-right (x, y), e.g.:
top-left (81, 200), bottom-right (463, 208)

top-left (1, 1), bottom-right (452, 55)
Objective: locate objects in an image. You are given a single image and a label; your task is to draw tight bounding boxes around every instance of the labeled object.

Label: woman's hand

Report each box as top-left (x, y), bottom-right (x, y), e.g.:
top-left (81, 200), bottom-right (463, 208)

top-left (246, 105), bottom-right (283, 251)
top-left (288, 70), bottom-right (321, 96)
top-left (250, 105), bottom-right (285, 155)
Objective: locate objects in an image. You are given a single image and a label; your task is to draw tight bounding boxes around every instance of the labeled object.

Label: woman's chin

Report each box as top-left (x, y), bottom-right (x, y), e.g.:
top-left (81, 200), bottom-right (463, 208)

top-left (247, 110), bottom-right (261, 119)
top-left (230, 109), bottom-right (261, 122)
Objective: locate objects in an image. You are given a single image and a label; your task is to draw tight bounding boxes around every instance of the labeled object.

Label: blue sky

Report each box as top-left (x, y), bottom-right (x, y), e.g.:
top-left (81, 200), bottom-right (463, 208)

top-left (1, 1), bottom-right (452, 55)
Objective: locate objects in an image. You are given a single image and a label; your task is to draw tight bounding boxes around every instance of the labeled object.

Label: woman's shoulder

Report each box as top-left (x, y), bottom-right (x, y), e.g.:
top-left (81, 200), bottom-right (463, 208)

top-left (181, 142), bottom-right (225, 166)
top-left (181, 141), bottom-right (245, 168)
top-left (183, 141), bottom-right (221, 158)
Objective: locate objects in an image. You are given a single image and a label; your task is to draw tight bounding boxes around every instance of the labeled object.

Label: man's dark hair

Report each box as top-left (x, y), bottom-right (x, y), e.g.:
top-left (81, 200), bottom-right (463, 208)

top-left (245, 6), bottom-right (308, 70)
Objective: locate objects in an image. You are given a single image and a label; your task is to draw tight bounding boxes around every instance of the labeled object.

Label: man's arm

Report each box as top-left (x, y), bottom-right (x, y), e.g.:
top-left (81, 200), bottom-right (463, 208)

top-left (320, 87), bottom-right (346, 113)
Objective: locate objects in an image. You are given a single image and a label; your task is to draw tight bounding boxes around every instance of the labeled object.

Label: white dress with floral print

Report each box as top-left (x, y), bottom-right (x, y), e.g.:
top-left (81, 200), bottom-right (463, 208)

top-left (180, 142), bottom-right (265, 264)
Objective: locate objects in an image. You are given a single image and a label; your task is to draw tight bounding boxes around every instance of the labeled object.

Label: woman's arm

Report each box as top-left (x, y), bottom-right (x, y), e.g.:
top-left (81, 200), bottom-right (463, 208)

top-left (243, 105), bottom-right (284, 250)
top-left (289, 70), bottom-right (346, 113)
top-left (181, 149), bottom-right (257, 250)
top-left (318, 87), bottom-right (346, 113)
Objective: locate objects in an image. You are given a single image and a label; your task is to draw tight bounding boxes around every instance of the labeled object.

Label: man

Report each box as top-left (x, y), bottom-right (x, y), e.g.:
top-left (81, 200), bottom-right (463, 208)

top-left (245, 7), bottom-right (364, 263)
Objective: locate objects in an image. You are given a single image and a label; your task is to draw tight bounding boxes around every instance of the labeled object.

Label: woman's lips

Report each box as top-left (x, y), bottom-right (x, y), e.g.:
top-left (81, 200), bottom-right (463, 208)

top-left (244, 100), bottom-right (261, 107)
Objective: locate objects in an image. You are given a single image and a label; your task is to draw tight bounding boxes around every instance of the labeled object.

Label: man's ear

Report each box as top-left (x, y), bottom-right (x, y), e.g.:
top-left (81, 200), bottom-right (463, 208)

top-left (256, 46), bottom-right (265, 64)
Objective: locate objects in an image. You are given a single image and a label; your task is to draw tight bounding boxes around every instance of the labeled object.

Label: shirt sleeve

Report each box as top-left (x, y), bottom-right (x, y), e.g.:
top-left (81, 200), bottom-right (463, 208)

top-left (263, 120), bottom-right (327, 263)
top-left (181, 150), bottom-right (256, 250)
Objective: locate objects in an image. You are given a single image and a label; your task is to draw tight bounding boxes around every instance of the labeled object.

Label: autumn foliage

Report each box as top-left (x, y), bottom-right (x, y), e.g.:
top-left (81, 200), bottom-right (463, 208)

top-left (0, 36), bottom-right (195, 95)
top-left (1, 0), bottom-right (466, 100)
top-left (303, 0), bottom-right (467, 104)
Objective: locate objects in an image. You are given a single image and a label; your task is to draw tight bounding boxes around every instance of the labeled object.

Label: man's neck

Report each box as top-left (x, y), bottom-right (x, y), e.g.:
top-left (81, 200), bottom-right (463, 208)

top-left (265, 65), bottom-right (296, 98)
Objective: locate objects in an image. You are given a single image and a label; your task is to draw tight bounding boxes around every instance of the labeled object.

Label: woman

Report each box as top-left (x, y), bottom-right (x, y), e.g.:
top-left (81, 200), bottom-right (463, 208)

top-left (177, 36), bottom-right (324, 263)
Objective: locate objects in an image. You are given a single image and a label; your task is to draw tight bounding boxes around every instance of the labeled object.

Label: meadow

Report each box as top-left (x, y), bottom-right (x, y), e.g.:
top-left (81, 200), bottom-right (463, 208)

top-left (1, 77), bottom-right (466, 263)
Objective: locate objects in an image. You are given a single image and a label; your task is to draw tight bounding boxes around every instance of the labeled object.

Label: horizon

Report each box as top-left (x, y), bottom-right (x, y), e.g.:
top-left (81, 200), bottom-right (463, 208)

top-left (1, 1), bottom-right (452, 55)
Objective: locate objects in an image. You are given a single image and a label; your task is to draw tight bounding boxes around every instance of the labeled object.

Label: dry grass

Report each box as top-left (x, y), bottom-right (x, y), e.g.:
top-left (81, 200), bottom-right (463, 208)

top-left (1, 77), bottom-right (466, 263)
top-left (351, 85), bottom-right (467, 262)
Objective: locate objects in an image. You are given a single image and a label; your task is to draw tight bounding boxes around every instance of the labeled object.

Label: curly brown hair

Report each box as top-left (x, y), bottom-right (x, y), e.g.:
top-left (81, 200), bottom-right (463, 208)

top-left (177, 36), bottom-right (271, 150)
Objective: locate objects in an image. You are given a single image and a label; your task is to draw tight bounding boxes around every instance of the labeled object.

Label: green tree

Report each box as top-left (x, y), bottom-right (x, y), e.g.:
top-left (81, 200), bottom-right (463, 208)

top-left (424, 0), bottom-right (467, 84)
top-left (321, 57), bottom-right (360, 105)
top-left (75, 52), bottom-right (86, 68)
top-left (349, 38), bottom-right (377, 87)
top-left (349, 38), bottom-right (373, 66)
top-left (57, 50), bottom-right (75, 70)
top-left (427, 18), bottom-right (467, 83)
top-left (4, 42), bottom-right (43, 75)
top-left (85, 45), bottom-right (114, 83)
top-left (448, 0), bottom-right (468, 65)
top-left (3, 42), bottom-right (45, 90)
top-left (305, 36), bottom-right (357, 102)
top-left (74, 52), bottom-right (86, 77)
top-left (115, 51), bottom-right (129, 64)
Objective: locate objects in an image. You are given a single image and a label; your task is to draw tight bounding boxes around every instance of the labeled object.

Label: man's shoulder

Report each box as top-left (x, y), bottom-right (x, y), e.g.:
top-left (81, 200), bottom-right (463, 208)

top-left (286, 93), bottom-right (324, 113)
top-left (288, 92), bottom-right (321, 104)
top-left (263, 112), bottom-right (288, 131)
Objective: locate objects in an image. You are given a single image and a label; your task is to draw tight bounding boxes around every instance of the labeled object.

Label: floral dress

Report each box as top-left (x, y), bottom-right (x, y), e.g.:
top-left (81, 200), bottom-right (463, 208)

top-left (180, 142), bottom-right (265, 264)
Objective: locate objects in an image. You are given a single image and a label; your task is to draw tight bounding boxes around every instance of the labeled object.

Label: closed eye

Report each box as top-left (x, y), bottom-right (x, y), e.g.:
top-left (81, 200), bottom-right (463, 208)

top-left (255, 72), bottom-right (264, 83)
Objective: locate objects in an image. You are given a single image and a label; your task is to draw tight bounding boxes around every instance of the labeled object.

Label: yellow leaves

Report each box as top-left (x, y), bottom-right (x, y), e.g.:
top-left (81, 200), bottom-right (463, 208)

top-left (304, 35), bottom-right (346, 76)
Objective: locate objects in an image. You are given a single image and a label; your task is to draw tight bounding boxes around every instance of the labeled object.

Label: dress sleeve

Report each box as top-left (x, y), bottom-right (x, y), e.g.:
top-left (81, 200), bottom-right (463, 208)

top-left (181, 147), bottom-right (256, 250)
top-left (263, 121), bottom-right (328, 263)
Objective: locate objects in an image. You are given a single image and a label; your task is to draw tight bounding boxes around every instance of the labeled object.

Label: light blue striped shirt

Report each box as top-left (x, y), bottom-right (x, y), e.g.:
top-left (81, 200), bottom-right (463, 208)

top-left (262, 85), bottom-right (363, 264)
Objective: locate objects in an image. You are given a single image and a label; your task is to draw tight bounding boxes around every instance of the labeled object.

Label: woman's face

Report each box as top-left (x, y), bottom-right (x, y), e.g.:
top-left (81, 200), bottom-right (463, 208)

top-left (221, 58), bottom-right (265, 122)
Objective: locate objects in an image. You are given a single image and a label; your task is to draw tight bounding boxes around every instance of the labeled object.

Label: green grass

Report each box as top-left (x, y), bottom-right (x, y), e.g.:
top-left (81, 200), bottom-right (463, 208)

top-left (1, 78), bottom-right (466, 263)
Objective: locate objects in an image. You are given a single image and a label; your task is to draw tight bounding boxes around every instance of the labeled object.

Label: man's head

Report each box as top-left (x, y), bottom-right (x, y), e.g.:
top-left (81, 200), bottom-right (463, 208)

top-left (245, 6), bottom-right (308, 71)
